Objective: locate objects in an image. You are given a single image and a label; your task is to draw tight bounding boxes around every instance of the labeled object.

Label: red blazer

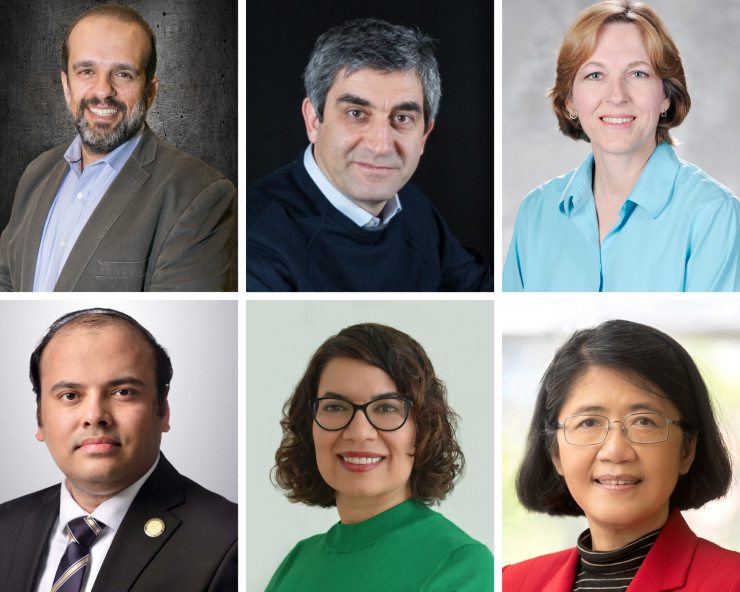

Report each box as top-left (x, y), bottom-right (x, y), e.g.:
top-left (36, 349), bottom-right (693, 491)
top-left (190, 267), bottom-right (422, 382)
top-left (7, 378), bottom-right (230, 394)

top-left (503, 508), bottom-right (740, 591)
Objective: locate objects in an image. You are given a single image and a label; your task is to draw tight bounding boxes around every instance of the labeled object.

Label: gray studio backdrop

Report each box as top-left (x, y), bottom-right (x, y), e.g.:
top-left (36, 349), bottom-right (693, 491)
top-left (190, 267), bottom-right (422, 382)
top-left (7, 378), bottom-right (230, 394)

top-left (245, 300), bottom-right (495, 591)
top-left (503, 0), bottom-right (740, 260)
top-left (0, 300), bottom-right (237, 505)
top-left (0, 1), bottom-right (238, 290)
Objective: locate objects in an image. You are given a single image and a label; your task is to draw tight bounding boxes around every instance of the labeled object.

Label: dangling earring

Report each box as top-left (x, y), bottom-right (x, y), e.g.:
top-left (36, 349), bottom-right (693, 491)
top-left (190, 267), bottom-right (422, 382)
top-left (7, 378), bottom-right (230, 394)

top-left (568, 111), bottom-right (578, 120)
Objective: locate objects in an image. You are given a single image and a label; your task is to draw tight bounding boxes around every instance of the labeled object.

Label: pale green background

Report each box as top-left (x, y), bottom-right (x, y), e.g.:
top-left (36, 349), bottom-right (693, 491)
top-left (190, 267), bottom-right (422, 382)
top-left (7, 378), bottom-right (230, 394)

top-left (502, 299), bottom-right (740, 566)
top-left (246, 300), bottom-right (495, 591)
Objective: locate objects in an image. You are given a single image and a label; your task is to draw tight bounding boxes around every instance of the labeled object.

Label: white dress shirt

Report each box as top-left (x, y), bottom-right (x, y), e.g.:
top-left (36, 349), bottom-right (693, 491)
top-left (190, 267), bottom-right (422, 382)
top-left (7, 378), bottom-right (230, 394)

top-left (303, 145), bottom-right (402, 228)
top-left (34, 455), bottom-right (159, 592)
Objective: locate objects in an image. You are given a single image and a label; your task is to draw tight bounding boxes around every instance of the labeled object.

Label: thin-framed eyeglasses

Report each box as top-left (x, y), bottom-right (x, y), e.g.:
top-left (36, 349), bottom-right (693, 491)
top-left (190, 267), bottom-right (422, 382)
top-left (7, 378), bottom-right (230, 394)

top-left (558, 412), bottom-right (686, 446)
top-left (309, 396), bottom-right (413, 432)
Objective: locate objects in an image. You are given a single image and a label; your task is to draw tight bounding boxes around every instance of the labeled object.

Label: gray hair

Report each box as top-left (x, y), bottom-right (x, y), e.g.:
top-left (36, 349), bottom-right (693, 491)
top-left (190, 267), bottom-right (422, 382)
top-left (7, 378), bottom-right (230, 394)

top-left (303, 18), bottom-right (441, 130)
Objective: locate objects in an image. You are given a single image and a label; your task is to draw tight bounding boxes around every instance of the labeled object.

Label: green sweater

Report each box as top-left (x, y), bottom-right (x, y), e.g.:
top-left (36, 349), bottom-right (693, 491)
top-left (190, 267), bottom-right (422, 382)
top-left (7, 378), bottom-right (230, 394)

top-left (265, 499), bottom-right (494, 591)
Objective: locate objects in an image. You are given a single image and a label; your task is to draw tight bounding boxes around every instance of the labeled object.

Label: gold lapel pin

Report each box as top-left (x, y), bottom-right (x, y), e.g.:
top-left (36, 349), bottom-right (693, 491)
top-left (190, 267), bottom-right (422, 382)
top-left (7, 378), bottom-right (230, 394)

top-left (144, 518), bottom-right (166, 538)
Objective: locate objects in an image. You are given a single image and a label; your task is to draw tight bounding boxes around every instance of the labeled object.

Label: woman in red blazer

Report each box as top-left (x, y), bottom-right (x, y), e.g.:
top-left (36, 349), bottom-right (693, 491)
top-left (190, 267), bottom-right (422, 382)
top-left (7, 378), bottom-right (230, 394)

top-left (503, 319), bottom-right (740, 591)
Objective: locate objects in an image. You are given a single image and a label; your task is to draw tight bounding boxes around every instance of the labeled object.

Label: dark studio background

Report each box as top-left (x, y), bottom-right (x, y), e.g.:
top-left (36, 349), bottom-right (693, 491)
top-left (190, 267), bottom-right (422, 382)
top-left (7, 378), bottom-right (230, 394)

top-left (247, 1), bottom-right (494, 267)
top-left (0, 0), bottom-right (238, 291)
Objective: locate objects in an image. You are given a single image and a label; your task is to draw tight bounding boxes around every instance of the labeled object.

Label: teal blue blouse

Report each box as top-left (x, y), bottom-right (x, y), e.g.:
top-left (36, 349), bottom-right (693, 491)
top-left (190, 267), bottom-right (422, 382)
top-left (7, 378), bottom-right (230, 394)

top-left (503, 144), bottom-right (740, 291)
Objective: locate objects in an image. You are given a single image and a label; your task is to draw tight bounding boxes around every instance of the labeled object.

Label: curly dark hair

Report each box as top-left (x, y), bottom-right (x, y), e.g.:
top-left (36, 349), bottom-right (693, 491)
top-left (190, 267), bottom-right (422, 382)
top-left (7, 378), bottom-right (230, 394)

top-left (272, 323), bottom-right (464, 507)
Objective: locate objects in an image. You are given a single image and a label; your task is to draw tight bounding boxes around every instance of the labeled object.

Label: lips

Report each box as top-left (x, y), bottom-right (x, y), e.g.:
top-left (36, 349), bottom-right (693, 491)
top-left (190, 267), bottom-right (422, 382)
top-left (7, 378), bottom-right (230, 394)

top-left (595, 474), bottom-right (641, 491)
top-left (337, 451), bottom-right (385, 472)
top-left (599, 115), bottom-right (636, 126)
top-left (77, 436), bottom-right (120, 453)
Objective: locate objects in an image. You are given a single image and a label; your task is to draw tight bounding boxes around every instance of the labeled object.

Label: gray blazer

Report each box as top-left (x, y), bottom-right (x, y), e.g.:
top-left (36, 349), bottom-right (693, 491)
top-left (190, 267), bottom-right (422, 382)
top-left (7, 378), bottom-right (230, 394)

top-left (0, 125), bottom-right (235, 291)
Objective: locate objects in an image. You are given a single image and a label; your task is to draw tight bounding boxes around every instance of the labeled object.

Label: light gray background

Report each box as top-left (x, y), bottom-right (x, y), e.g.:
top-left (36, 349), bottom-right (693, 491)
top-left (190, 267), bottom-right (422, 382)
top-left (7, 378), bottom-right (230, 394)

top-left (245, 300), bottom-right (495, 591)
top-left (503, 0), bottom-right (740, 259)
top-left (0, 300), bottom-right (238, 504)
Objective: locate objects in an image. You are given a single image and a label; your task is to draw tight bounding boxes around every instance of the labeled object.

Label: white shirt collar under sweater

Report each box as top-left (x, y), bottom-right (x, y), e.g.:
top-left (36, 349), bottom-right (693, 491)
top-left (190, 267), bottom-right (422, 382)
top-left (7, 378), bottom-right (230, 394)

top-left (34, 454), bottom-right (160, 592)
top-left (303, 145), bottom-right (402, 227)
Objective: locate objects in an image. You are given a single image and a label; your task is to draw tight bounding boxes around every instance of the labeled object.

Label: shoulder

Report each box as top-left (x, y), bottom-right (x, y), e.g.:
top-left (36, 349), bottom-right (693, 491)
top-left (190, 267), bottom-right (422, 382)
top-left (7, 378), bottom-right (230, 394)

top-left (503, 548), bottom-right (575, 590)
top-left (21, 143), bottom-right (69, 174)
top-left (674, 157), bottom-right (740, 207)
top-left (694, 536), bottom-right (740, 570)
top-left (517, 170), bottom-right (577, 217)
top-left (0, 485), bottom-right (59, 524)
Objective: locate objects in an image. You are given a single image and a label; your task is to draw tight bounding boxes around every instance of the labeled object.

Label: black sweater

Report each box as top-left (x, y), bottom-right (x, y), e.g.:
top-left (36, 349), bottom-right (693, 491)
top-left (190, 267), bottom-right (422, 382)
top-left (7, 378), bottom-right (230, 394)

top-left (247, 155), bottom-right (493, 292)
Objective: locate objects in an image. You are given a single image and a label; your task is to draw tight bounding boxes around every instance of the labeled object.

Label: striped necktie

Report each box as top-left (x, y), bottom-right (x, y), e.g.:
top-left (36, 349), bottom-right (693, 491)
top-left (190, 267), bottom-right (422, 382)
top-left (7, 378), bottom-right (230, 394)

top-left (50, 516), bottom-right (106, 592)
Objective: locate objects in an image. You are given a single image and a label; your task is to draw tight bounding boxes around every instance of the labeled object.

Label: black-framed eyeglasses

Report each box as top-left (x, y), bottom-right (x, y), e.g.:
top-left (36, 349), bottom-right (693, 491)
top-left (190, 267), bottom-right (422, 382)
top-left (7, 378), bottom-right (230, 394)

top-left (558, 412), bottom-right (686, 446)
top-left (308, 396), bottom-right (413, 431)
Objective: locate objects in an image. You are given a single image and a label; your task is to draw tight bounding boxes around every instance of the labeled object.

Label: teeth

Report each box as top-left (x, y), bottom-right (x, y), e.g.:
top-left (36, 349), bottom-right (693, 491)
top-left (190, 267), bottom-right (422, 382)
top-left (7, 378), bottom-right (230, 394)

top-left (599, 480), bottom-right (637, 485)
top-left (89, 107), bottom-right (118, 116)
top-left (342, 456), bottom-right (382, 465)
top-left (601, 117), bottom-right (634, 124)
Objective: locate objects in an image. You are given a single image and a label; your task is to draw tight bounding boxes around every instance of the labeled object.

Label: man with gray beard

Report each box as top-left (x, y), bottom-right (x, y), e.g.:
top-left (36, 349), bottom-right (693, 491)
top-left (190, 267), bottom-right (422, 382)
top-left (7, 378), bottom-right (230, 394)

top-left (0, 5), bottom-right (235, 292)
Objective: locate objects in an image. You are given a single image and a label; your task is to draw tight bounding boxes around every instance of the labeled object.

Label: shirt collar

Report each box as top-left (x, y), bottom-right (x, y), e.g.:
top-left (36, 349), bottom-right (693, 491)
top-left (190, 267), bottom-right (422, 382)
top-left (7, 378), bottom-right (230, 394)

top-left (64, 127), bottom-right (144, 175)
top-left (58, 453), bottom-right (160, 534)
top-left (559, 143), bottom-right (680, 220)
top-left (303, 145), bottom-right (402, 227)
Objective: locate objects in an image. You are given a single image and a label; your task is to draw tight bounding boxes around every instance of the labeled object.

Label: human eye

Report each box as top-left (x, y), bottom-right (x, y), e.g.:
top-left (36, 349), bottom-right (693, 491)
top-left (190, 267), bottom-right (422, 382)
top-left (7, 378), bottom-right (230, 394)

top-left (321, 400), bottom-right (350, 413)
top-left (373, 401), bottom-right (401, 414)
top-left (113, 388), bottom-right (136, 397)
top-left (585, 72), bottom-right (603, 80)
top-left (394, 114), bottom-right (413, 124)
top-left (574, 415), bottom-right (603, 429)
top-left (631, 414), bottom-right (657, 427)
top-left (117, 71), bottom-right (133, 79)
top-left (60, 392), bottom-right (79, 402)
top-left (347, 109), bottom-right (366, 120)
top-left (631, 70), bottom-right (649, 78)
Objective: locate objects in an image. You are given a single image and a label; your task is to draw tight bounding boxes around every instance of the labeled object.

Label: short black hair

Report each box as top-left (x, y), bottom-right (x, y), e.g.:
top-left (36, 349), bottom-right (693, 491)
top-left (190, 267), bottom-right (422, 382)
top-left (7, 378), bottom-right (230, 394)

top-left (516, 319), bottom-right (733, 516)
top-left (61, 5), bottom-right (157, 87)
top-left (30, 308), bottom-right (173, 424)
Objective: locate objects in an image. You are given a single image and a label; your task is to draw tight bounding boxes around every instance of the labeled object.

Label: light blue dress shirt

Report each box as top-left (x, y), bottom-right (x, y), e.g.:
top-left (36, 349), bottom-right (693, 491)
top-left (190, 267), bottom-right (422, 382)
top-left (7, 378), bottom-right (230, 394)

top-left (32, 131), bottom-right (142, 291)
top-left (503, 143), bottom-right (740, 292)
top-left (303, 145), bottom-right (402, 228)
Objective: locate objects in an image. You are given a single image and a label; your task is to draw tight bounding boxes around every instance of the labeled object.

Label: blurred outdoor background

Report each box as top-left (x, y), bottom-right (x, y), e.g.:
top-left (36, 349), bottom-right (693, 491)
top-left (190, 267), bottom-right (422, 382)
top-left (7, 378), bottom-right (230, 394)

top-left (503, 298), bottom-right (740, 566)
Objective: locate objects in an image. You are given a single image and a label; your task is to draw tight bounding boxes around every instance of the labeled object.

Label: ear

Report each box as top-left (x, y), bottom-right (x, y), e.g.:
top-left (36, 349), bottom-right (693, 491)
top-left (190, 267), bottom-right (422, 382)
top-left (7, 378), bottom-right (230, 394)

top-left (552, 451), bottom-right (564, 476)
top-left (146, 77), bottom-right (159, 109)
top-left (302, 97), bottom-right (320, 144)
top-left (61, 72), bottom-right (71, 108)
top-left (419, 119), bottom-right (435, 155)
top-left (679, 436), bottom-right (697, 475)
top-left (661, 95), bottom-right (670, 116)
top-left (35, 424), bottom-right (45, 443)
top-left (161, 396), bottom-right (171, 433)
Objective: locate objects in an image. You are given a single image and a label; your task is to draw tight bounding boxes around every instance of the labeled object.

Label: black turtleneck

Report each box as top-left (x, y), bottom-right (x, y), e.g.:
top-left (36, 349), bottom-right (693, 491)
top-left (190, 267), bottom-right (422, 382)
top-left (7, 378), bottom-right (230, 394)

top-left (572, 527), bottom-right (662, 591)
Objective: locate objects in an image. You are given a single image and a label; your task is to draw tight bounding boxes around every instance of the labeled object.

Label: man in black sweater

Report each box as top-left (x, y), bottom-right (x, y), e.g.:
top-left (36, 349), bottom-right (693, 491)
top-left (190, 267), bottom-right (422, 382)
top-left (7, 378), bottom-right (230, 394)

top-left (247, 19), bottom-right (493, 292)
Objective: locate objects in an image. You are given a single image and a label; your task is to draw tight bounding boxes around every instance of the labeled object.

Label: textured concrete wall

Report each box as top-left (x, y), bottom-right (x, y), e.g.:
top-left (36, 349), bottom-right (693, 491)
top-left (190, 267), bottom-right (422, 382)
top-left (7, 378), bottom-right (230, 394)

top-left (0, 0), bottom-right (238, 290)
top-left (503, 0), bottom-right (740, 259)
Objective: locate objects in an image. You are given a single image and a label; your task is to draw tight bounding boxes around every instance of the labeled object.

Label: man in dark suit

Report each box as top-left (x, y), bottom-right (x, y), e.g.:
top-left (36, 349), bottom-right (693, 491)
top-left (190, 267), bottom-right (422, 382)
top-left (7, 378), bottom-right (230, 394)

top-left (0, 5), bottom-right (235, 292)
top-left (0, 308), bottom-right (237, 591)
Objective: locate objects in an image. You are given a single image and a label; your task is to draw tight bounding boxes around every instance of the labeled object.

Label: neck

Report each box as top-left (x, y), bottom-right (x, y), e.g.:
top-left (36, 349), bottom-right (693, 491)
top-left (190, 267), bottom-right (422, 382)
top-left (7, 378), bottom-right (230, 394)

top-left (587, 503), bottom-right (670, 551)
top-left (335, 485), bottom-right (413, 525)
top-left (592, 140), bottom-right (656, 245)
top-left (65, 478), bottom-right (129, 514)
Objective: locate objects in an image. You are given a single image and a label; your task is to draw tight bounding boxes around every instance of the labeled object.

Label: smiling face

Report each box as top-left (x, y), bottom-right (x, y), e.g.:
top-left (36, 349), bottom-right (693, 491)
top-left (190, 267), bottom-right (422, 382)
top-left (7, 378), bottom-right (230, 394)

top-left (35, 322), bottom-right (169, 507)
top-left (61, 15), bottom-right (158, 159)
top-left (569, 23), bottom-right (669, 163)
top-left (553, 366), bottom-right (695, 550)
top-left (312, 357), bottom-right (416, 520)
top-left (303, 68), bottom-right (434, 216)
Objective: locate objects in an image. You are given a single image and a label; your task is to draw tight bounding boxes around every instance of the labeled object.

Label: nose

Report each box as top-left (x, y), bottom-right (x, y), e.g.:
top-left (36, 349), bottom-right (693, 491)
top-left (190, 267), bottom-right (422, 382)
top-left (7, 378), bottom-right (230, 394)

top-left (596, 421), bottom-right (636, 463)
top-left (342, 408), bottom-right (377, 442)
top-left (91, 72), bottom-right (116, 101)
top-left (82, 393), bottom-right (112, 428)
top-left (606, 75), bottom-right (628, 105)
top-left (362, 117), bottom-right (394, 156)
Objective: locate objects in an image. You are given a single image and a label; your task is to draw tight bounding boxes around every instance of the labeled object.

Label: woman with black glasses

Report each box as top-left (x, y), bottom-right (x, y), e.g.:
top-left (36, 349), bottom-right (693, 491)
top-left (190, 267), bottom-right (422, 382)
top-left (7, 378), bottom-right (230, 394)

top-left (266, 323), bottom-right (494, 591)
top-left (504, 319), bottom-right (740, 591)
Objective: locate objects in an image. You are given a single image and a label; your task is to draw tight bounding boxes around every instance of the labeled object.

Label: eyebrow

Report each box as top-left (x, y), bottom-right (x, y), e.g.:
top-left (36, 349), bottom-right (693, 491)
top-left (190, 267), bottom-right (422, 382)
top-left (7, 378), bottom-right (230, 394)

top-left (72, 60), bottom-right (140, 74)
top-left (319, 391), bottom-right (400, 402)
top-left (581, 60), bottom-right (653, 71)
top-left (570, 402), bottom-right (662, 415)
top-left (48, 376), bottom-right (147, 393)
top-left (336, 93), bottom-right (422, 114)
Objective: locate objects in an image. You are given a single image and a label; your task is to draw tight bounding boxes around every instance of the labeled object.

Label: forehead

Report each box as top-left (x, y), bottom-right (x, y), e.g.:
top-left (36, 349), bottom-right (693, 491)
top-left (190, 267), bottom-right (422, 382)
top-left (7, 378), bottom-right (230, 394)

top-left (317, 357), bottom-right (398, 401)
top-left (584, 22), bottom-right (651, 67)
top-left (560, 365), bottom-right (680, 417)
top-left (327, 68), bottom-right (424, 104)
top-left (40, 322), bottom-right (155, 385)
top-left (66, 15), bottom-right (150, 67)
